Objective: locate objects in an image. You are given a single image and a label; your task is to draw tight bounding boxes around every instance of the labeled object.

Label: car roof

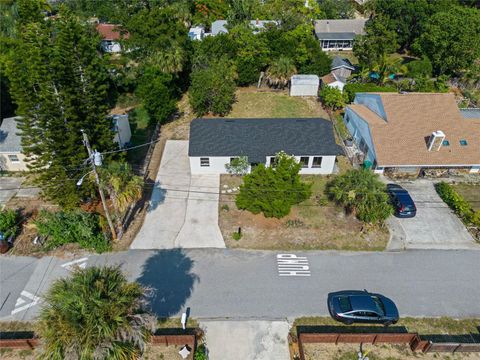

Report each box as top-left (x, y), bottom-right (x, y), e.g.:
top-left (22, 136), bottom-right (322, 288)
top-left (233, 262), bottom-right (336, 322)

top-left (348, 295), bottom-right (378, 312)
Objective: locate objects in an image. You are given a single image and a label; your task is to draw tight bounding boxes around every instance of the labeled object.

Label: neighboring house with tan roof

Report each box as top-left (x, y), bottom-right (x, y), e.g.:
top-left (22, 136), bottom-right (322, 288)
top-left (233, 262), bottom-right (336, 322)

top-left (96, 23), bottom-right (129, 53)
top-left (343, 93), bottom-right (480, 175)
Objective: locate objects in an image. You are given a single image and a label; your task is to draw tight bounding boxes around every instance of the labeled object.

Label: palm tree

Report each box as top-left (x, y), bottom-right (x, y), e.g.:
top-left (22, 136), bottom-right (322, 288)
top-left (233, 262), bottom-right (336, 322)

top-left (373, 54), bottom-right (408, 84)
top-left (100, 162), bottom-right (144, 216)
top-left (265, 56), bottom-right (297, 89)
top-left (36, 266), bottom-right (156, 359)
top-left (149, 45), bottom-right (186, 74)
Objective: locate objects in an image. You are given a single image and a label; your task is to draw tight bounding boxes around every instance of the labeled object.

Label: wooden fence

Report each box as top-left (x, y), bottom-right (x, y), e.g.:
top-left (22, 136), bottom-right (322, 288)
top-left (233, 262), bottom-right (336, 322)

top-left (296, 330), bottom-right (480, 359)
top-left (0, 331), bottom-right (196, 351)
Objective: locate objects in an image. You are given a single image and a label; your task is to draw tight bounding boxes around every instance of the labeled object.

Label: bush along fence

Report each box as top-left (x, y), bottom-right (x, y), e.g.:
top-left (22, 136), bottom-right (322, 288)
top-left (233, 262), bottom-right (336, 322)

top-left (293, 327), bottom-right (480, 360)
top-left (435, 182), bottom-right (480, 240)
top-left (0, 328), bottom-right (198, 351)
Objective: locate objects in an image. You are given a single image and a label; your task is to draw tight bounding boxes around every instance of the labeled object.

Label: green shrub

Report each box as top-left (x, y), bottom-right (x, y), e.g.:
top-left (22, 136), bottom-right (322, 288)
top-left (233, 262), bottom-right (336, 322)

top-left (407, 57), bottom-right (433, 78)
top-left (232, 231), bottom-right (242, 241)
top-left (236, 152), bottom-right (311, 218)
top-left (320, 86), bottom-right (347, 110)
top-left (221, 204), bottom-right (230, 212)
top-left (326, 169), bottom-right (393, 224)
top-left (194, 344), bottom-right (208, 360)
top-left (344, 83), bottom-right (397, 103)
top-left (435, 182), bottom-right (480, 227)
top-left (35, 210), bottom-right (110, 252)
top-left (0, 209), bottom-right (18, 239)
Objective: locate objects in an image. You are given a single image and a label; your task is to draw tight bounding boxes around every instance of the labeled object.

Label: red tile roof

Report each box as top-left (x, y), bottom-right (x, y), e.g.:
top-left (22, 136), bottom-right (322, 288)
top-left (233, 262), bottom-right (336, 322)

top-left (96, 23), bottom-right (129, 41)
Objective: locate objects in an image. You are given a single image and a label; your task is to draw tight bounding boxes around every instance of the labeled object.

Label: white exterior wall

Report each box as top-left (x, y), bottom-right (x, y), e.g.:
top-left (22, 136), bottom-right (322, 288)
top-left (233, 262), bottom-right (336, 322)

top-left (290, 84), bottom-right (319, 97)
top-left (113, 116), bottom-right (132, 148)
top-left (101, 40), bottom-right (122, 53)
top-left (0, 152), bottom-right (29, 172)
top-left (326, 81), bottom-right (345, 92)
top-left (190, 155), bottom-right (337, 175)
top-left (190, 156), bottom-right (232, 174)
top-left (266, 155), bottom-right (336, 174)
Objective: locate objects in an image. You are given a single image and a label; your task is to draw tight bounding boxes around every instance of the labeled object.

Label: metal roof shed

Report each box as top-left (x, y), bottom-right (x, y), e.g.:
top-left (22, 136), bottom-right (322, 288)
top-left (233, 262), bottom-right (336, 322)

top-left (290, 75), bottom-right (320, 97)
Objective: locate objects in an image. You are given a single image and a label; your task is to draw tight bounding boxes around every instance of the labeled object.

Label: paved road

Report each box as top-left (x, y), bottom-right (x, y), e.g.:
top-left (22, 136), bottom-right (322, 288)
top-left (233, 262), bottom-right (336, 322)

top-left (1, 249), bottom-right (479, 321)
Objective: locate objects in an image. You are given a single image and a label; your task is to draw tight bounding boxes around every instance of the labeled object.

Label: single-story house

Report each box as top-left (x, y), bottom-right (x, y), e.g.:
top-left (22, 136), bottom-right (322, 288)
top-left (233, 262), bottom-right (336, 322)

top-left (331, 56), bottom-right (355, 78)
top-left (96, 23), bottom-right (129, 53)
top-left (188, 118), bottom-right (343, 175)
top-left (0, 117), bottom-right (28, 172)
top-left (188, 25), bottom-right (205, 41)
top-left (321, 72), bottom-right (347, 92)
top-left (314, 19), bottom-right (366, 51)
top-left (211, 19), bottom-right (278, 36)
top-left (290, 75), bottom-right (320, 96)
top-left (343, 92), bottom-right (480, 174)
top-left (0, 115), bottom-right (132, 172)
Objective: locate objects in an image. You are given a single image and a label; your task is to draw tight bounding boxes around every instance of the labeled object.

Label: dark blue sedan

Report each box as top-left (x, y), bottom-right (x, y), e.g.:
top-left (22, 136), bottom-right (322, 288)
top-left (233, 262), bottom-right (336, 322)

top-left (328, 290), bottom-right (399, 326)
top-left (387, 184), bottom-right (417, 218)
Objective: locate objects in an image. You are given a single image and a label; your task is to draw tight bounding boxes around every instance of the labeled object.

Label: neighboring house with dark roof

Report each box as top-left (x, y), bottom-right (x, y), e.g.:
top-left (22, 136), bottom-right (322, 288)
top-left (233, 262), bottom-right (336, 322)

top-left (343, 93), bottom-right (480, 175)
top-left (188, 118), bottom-right (343, 175)
top-left (0, 117), bottom-right (28, 172)
top-left (96, 23), bottom-right (129, 53)
top-left (210, 19), bottom-right (278, 36)
top-left (331, 56), bottom-right (356, 78)
top-left (314, 19), bottom-right (366, 51)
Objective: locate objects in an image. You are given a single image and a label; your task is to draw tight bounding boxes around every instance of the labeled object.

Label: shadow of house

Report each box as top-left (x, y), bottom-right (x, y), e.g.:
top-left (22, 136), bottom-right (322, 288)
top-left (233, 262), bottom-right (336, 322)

top-left (137, 249), bottom-right (198, 318)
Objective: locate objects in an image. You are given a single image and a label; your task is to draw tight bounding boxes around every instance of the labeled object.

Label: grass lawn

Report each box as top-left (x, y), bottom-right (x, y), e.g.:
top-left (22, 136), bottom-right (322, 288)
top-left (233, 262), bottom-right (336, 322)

top-left (452, 183), bottom-right (480, 211)
top-left (225, 87), bottom-right (328, 119)
top-left (219, 158), bottom-right (389, 251)
top-left (293, 317), bottom-right (480, 336)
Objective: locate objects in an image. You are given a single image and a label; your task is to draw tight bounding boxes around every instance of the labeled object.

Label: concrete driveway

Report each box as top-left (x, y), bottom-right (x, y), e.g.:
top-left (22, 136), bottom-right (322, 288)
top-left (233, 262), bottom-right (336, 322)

top-left (387, 180), bottom-right (478, 250)
top-left (200, 320), bottom-right (290, 360)
top-left (131, 140), bottom-right (225, 249)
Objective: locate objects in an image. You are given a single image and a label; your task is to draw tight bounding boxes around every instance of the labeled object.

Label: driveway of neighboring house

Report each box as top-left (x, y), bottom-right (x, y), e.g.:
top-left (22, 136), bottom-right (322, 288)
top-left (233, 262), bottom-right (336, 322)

top-left (200, 320), bottom-right (290, 360)
top-left (130, 140), bottom-right (225, 249)
top-left (386, 180), bottom-right (478, 250)
top-left (0, 177), bottom-right (24, 206)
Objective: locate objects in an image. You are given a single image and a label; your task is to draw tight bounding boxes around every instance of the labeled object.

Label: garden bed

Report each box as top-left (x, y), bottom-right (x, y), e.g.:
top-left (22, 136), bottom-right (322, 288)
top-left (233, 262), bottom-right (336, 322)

top-left (452, 183), bottom-right (480, 211)
top-left (219, 163), bottom-right (389, 251)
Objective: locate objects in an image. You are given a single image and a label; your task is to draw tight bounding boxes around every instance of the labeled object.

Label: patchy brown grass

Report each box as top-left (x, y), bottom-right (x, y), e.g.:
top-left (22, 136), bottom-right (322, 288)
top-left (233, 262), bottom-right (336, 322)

top-left (219, 162), bottom-right (389, 251)
top-left (222, 87), bottom-right (328, 119)
top-left (452, 183), bottom-right (480, 211)
top-left (303, 343), bottom-right (480, 360)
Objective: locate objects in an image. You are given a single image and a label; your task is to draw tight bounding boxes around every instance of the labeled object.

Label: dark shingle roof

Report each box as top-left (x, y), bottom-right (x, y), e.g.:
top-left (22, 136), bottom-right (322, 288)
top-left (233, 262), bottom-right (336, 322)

top-left (0, 117), bottom-right (22, 153)
top-left (189, 118), bottom-right (343, 163)
top-left (331, 56), bottom-right (355, 70)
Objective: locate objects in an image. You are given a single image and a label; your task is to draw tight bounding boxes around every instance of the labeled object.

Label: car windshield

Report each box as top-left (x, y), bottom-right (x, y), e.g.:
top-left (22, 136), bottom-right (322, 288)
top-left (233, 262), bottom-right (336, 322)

top-left (338, 296), bottom-right (352, 312)
top-left (371, 296), bottom-right (385, 316)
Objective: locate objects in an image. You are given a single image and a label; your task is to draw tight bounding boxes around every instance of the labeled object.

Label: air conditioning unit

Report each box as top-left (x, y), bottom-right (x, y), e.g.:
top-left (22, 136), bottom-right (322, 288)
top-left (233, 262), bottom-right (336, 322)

top-left (427, 130), bottom-right (445, 151)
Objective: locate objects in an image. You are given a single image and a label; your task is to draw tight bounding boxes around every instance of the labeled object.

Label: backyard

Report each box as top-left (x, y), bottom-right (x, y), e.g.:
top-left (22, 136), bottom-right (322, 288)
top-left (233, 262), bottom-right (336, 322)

top-left (219, 158), bottom-right (390, 251)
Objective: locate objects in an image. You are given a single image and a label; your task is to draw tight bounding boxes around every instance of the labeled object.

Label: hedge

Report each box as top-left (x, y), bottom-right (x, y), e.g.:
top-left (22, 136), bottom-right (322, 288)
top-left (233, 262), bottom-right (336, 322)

top-left (435, 182), bottom-right (480, 227)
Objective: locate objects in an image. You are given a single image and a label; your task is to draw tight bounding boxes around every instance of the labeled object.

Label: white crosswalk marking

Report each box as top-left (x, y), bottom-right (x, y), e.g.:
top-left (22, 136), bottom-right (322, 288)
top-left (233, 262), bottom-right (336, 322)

top-left (11, 291), bottom-right (41, 315)
top-left (61, 257), bottom-right (89, 272)
top-left (277, 254), bottom-right (311, 277)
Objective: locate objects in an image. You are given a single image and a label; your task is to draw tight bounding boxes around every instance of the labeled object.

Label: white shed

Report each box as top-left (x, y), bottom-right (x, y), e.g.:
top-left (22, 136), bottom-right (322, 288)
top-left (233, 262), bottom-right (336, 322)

top-left (290, 75), bottom-right (320, 97)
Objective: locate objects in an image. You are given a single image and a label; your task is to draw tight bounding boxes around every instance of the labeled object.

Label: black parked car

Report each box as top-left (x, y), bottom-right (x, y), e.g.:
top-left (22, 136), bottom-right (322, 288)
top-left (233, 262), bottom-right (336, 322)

top-left (386, 184), bottom-right (416, 218)
top-left (328, 290), bottom-right (399, 326)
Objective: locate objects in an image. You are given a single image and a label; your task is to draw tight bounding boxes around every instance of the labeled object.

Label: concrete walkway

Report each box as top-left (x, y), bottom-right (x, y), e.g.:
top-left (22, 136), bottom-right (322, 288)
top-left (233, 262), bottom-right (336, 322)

top-left (131, 140), bottom-right (225, 249)
top-left (200, 320), bottom-right (290, 360)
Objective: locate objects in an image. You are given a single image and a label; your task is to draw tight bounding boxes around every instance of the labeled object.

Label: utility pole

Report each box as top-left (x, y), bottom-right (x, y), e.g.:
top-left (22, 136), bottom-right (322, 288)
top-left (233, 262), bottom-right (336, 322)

top-left (81, 130), bottom-right (117, 240)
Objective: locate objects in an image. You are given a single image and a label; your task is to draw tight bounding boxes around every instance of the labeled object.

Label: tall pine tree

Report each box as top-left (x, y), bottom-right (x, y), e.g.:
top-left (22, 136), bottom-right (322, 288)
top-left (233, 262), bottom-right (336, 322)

top-left (6, 8), bottom-right (115, 208)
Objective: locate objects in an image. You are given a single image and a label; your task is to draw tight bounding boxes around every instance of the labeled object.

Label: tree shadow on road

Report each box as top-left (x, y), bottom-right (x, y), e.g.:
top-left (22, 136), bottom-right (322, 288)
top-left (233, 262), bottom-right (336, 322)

top-left (137, 249), bottom-right (198, 317)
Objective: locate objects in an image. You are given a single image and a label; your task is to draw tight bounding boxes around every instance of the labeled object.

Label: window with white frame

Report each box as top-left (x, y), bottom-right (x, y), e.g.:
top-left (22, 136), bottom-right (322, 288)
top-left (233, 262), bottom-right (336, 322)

top-left (312, 156), bottom-right (323, 168)
top-left (300, 156), bottom-right (309, 168)
top-left (200, 157), bottom-right (210, 167)
top-left (8, 154), bottom-right (19, 163)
